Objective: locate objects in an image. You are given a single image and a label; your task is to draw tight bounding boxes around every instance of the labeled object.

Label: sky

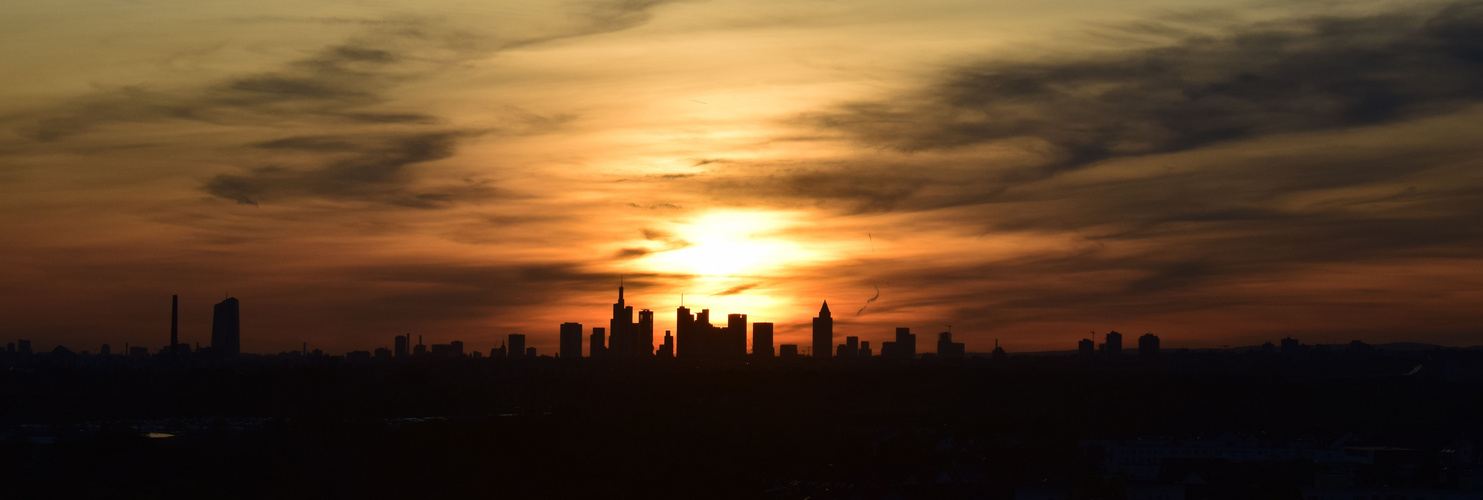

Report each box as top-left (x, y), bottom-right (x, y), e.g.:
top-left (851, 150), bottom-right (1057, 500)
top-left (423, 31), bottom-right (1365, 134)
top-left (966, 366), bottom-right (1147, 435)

top-left (3, 0), bottom-right (1483, 355)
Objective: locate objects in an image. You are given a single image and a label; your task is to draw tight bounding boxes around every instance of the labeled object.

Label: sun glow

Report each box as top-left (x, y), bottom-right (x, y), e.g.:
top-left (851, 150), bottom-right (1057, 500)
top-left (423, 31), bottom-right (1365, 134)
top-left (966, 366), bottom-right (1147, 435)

top-left (639, 210), bottom-right (814, 277)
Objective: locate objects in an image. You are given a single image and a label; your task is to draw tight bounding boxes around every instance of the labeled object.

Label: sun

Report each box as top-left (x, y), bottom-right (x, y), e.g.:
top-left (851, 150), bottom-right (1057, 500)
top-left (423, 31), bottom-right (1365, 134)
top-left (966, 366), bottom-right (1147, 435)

top-left (640, 210), bottom-right (812, 277)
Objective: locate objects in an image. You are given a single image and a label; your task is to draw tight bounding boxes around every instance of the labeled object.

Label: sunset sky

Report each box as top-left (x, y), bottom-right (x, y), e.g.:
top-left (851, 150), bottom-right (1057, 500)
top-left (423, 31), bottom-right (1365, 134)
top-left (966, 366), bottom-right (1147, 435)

top-left (3, 0), bottom-right (1482, 355)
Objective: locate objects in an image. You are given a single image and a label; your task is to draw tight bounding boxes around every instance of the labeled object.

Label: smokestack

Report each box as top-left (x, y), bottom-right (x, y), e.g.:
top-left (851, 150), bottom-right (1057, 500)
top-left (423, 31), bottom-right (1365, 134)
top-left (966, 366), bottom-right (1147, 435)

top-left (170, 295), bottom-right (179, 361)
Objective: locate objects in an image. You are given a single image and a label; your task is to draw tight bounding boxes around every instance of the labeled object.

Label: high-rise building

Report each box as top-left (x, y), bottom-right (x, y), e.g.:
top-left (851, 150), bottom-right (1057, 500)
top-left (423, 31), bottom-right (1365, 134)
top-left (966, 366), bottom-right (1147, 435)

top-left (812, 301), bottom-right (833, 359)
top-left (1280, 337), bottom-right (1300, 354)
top-left (1078, 338), bottom-right (1096, 357)
top-left (937, 331), bottom-right (965, 359)
top-left (752, 322), bottom-right (774, 357)
top-left (609, 282), bottom-right (634, 358)
top-left (1138, 333), bottom-right (1160, 358)
top-left (450, 340), bottom-right (464, 357)
top-left (658, 330), bottom-right (675, 358)
top-left (590, 327), bottom-right (606, 358)
top-left (509, 334), bottom-right (527, 359)
top-left (727, 313), bottom-right (747, 358)
top-left (490, 343), bottom-right (506, 359)
top-left (637, 310), bottom-right (655, 357)
top-left (883, 327), bottom-right (916, 360)
top-left (845, 336), bottom-right (860, 358)
top-left (394, 335), bottom-right (410, 358)
top-left (374, 347), bottom-right (391, 359)
top-left (676, 305), bottom-right (695, 358)
top-left (210, 297), bottom-right (241, 357)
top-left (1103, 331), bottom-right (1123, 357)
top-left (561, 322), bottom-right (584, 359)
top-left (859, 340), bottom-right (872, 358)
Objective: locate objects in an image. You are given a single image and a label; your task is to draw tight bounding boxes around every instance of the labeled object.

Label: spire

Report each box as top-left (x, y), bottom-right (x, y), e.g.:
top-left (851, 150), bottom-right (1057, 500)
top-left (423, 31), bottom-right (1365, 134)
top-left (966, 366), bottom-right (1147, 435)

top-left (619, 275), bottom-right (624, 301)
top-left (819, 300), bottom-right (831, 318)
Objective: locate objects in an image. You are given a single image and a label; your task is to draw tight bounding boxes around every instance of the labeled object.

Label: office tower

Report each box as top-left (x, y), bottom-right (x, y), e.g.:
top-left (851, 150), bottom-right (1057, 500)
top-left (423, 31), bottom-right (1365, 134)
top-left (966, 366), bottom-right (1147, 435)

top-left (937, 331), bottom-right (965, 359)
top-left (1104, 331), bottom-right (1123, 357)
top-left (374, 347), bottom-right (391, 359)
top-left (1138, 333), bottom-right (1160, 358)
top-left (676, 305), bottom-right (695, 358)
top-left (211, 297), bottom-right (241, 357)
top-left (18, 339), bottom-right (32, 356)
top-left (886, 327), bottom-right (915, 360)
top-left (1078, 338), bottom-right (1096, 357)
top-left (591, 327), bottom-right (606, 358)
top-left (637, 310), bottom-right (655, 357)
top-left (100, 344), bottom-right (111, 356)
top-left (812, 301), bottom-right (833, 359)
top-left (779, 344), bottom-right (799, 358)
top-left (450, 340), bottom-right (464, 357)
top-left (560, 322), bottom-right (583, 359)
top-left (526, 347), bottom-right (537, 357)
top-left (509, 334), bottom-right (527, 359)
top-left (609, 282), bottom-right (634, 358)
top-left (394, 335), bottom-right (409, 358)
top-left (727, 313), bottom-right (747, 358)
top-left (859, 340), bottom-right (872, 358)
top-left (843, 336), bottom-right (859, 358)
top-left (170, 295), bottom-right (179, 360)
top-left (752, 322), bottom-right (774, 357)
top-left (658, 330), bottom-right (674, 357)
top-left (696, 309), bottom-right (719, 359)
top-left (490, 343), bottom-right (506, 359)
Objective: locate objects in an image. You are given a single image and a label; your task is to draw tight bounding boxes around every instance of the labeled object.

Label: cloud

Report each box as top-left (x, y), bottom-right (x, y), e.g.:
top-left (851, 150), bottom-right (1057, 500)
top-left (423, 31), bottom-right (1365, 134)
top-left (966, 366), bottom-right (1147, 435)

top-left (710, 282), bottom-right (759, 296)
top-left (809, 1), bottom-right (1483, 178)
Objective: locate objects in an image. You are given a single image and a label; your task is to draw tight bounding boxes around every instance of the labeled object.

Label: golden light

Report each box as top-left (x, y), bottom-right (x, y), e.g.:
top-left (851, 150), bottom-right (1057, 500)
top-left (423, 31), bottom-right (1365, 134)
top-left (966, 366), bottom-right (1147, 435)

top-left (640, 210), bottom-right (815, 277)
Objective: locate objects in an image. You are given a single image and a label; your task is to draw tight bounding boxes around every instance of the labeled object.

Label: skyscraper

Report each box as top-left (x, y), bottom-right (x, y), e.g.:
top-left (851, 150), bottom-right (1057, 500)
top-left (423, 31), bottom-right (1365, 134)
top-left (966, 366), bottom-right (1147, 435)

top-left (637, 310), bottom-right (654, 357)
top-left (937, 331), bottom-right (965, 359)
top-left (1104, 331), bottom-right (1123, 357)
top-left (1138, 333), bottom-right (1160, 358)
top-left (1078, 338), bottom-right (1095, 357)
top-left (658, 330), bottom-right (674, 358)
top-left (210, 297), bottom-right (240, 357)
top-left (394, 335), bottom-right (409, 358)
top-left (752, 322), bottom-right (774, 357)
top-left (561, 322), bottom-right (584, 359)
top-left (676, 305), bottom-right (695, 358)
top-left (609, 282), bottom-right (634, 358)
top-left (591, 327), bottom-right (606, 358)
top-left (727, 313), bottom-right (747, 358)
top-left (509, 334), bottom-right (527, 359)
top-left (812, 301), bottom-right (832, 360)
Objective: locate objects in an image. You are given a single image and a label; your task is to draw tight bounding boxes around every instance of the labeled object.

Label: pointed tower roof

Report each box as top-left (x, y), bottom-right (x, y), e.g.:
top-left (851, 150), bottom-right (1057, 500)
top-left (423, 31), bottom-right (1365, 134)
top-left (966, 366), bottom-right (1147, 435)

top-left (819, 300), bottom-right (831, 318)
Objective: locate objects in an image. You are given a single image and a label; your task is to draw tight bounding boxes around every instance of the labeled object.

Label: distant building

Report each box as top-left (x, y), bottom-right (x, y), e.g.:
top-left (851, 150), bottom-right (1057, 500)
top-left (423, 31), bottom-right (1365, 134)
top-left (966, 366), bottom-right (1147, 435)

top-left (752, 322), bottom-right (774, 357)
top-left (881, 327), bottom-right (916, 360)
top-left (394, 335), bottom-right (409, 358)
top-left (727, 313), bottom-right (747, 358)
top-left (210, 297), bottom-right (241, 357)
top-left (1103, 331), bottom-right (1123, 357)
top-left (937, 331), bottom-right (965, 359)
top-left (779, 344), bottom-right (799, 358)
top-left (560, 322), bottom-right (583, 359)
top-left (1078, 338), bottom-right (1096, 357)
top-left (859, 340), bottom-right (872, 358)
top-left (658, 330), bottom-right (674, 358)
top-left (637, 309), bottom-right (655, 357)
top-left (509, 334), bottom-right (527, 359)
top-left (609, 283), bottom-right (634, 358)
top-left (1281, 337), bottom-right (1301, 354)
top-left (991, 339), bottom-right (1006, 360)
top-left (812, 302), bottom-right (833, 359)
top-left (100, 344), bottom-right (111, 356)
top-left (373, 347), bottom-right (391, 359)
top-left (490, 343), bottom-right (506, 359)
top-left (676, 305), bottom-right (695, 358)
top-left (591, 327), bottom-right (606, 358)
top-left (450, 340), bottom-right (464, 357)
top-left (1138, 333), bottom-right (1160, 358)
top-left (525, 347), bottom-right (536, 357)
top-left (346, 350), bottom-right (371, 361)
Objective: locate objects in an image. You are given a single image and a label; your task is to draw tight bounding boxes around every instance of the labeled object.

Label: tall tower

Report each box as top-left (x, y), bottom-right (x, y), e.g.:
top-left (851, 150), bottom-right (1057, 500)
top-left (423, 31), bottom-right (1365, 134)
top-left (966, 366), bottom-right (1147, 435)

top-left (727, 313), bottom-right (747, 358)
top-left (560, 322), bottom-right (584, 359)
top-left (394, 335), bottom-right (409, 358)
top-left (637, 310), bottom-right (655, 357)
top-left (812, 301), bottom-right (833, 360)
top-left (609, 280), bottom-right (634, 358)
top-left (676, 304), bottom-right (695, 358)
top-left (752, 322), bottom-right (774, 357)
top-left (1104, 331), bottom-right (1123, 357)
top-left (210, 297), bottom-right (240, 357)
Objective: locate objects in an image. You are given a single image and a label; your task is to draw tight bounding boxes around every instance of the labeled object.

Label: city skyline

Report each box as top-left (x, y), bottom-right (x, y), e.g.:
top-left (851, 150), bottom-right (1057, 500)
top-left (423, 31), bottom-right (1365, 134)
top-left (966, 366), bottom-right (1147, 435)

top-left (5, 0), bottom-right (1483, 354)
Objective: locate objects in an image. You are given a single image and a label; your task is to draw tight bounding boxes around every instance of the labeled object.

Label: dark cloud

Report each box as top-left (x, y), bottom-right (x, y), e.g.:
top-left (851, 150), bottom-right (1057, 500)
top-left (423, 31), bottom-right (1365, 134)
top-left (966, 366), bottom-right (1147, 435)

top-left (9, 2), bottom-right (678, 206)
top-left (811, 1), bottom-right (1483, 177)
top-left (710, 282), bottom-right (760, 296)
top-left (614, 247), bottom-right (651, 259)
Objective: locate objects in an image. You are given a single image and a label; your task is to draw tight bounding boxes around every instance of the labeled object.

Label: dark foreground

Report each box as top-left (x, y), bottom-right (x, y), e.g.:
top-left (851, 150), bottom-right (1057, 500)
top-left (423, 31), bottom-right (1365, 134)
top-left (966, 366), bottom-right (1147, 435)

top-left (4, 349), bottom-right (1483, 499)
